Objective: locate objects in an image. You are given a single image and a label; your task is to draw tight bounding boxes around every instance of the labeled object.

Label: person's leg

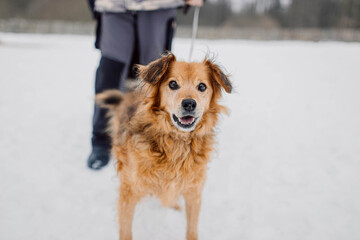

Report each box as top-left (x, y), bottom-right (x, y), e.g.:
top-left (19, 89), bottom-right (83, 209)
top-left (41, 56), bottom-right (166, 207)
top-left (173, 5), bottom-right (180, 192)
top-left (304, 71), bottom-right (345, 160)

top-left (88, 12), bottom-right (135, 170)
top-left (137, 9), bottom-right (176, 65)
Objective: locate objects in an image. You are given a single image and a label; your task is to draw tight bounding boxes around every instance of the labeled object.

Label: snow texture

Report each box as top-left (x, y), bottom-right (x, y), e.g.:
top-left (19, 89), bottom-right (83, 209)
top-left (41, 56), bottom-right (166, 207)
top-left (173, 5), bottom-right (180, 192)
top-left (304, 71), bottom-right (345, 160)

top-left (0, 33), bottom-right (360, 240)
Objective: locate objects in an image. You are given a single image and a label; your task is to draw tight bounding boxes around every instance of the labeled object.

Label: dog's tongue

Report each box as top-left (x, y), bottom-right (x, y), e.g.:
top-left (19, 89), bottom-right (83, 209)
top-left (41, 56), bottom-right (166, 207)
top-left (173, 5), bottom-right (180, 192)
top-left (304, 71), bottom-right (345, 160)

top-left (180, 116), bottom-right (194, 124)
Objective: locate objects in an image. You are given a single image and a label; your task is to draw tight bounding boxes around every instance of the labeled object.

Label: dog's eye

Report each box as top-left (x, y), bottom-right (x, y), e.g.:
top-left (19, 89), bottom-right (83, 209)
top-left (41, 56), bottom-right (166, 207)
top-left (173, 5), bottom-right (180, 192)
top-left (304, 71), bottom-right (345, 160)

top-left (169, 80), bottom-right (179, 90)
top-left (198, 83), bottom-right (207, 92)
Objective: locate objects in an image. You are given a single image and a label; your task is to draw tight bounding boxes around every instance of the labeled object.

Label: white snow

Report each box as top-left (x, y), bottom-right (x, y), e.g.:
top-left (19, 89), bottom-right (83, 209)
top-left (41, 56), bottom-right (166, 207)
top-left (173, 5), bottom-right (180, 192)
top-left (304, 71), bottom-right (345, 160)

top-left (0, 33), bottom-right (360, 240)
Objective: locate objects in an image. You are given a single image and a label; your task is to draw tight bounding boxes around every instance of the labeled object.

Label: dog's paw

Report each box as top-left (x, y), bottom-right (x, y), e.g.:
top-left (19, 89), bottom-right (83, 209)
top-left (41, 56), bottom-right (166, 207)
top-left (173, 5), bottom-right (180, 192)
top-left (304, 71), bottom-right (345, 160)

top-left (186, 233), bottom-right (198, 240)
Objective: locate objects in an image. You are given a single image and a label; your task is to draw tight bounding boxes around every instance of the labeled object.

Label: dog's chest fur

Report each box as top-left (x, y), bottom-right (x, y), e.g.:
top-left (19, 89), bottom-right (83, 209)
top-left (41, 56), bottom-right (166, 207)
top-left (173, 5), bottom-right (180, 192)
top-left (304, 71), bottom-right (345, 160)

top-left (113, 120), bottom-right (214, 206)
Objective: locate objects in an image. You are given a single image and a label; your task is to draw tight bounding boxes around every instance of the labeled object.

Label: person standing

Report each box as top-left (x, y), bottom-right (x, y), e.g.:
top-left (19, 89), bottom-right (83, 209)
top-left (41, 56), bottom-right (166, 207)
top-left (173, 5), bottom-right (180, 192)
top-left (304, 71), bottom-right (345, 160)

top-left (87, 0), bottom-right (204, 170)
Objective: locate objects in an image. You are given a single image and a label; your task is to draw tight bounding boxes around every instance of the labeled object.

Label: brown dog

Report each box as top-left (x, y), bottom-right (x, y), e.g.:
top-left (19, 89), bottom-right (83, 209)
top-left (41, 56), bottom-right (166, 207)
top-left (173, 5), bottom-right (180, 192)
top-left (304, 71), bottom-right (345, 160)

top-left (96, 52), bottom-right (232, 240)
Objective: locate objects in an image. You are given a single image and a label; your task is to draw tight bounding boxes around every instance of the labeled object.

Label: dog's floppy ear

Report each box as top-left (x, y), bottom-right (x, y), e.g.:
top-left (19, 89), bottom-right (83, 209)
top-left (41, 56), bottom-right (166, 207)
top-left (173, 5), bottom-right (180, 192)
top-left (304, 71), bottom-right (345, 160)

top-left (137, 52), bottom-right (176, 84)
top-left (204, 59), bottom-right (232, 93)
top-left (95, 89), bottom-right (124, 109)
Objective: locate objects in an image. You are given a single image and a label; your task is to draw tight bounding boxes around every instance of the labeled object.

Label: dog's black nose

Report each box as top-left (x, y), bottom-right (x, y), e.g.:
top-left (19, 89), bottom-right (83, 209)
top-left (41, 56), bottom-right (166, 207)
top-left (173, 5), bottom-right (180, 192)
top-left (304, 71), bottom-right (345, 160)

top-left (182, 99), bottom-right (197, 112)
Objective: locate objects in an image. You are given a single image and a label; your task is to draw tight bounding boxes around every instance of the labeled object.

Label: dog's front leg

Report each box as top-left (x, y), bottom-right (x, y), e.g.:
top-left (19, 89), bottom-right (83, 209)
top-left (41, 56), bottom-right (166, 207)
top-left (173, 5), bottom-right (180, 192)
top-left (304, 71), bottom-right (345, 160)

top-left (184, 190), bottom-right (202, 240)
top-left (118, 184), bottom-right (138, 240)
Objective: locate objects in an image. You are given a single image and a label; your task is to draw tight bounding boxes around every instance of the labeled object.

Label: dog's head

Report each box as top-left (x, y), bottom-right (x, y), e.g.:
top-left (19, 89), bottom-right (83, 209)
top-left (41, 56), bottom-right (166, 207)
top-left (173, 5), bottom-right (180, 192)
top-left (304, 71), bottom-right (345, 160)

top-left (138, 52), bottom-right (232, 132)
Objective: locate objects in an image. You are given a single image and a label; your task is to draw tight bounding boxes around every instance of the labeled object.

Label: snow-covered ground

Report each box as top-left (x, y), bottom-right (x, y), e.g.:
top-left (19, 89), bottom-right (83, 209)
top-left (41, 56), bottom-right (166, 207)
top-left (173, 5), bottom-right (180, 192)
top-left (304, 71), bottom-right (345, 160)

top-left (0, 33), bottom-right (360, 240)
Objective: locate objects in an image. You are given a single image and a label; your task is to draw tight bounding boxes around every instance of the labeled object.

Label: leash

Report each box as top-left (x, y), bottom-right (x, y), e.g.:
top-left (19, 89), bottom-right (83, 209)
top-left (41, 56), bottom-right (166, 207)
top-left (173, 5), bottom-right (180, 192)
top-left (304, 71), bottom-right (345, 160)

top-left (188, 7), bottom-right (200, 62)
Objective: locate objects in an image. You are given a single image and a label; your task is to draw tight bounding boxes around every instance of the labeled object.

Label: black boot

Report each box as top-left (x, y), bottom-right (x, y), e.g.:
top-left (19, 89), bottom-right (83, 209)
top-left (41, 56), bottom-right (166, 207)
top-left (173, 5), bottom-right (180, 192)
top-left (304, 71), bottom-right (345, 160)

top-left (88, 56), bottom-right (125, 170)
top-left (87, 145), bottom-right (111, 170)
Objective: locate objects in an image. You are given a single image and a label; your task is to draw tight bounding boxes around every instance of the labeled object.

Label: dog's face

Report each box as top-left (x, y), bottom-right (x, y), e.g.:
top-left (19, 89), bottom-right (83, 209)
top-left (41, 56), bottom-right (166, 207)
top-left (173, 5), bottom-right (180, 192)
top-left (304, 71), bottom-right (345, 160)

top-left (138, 53), bottom-right (232, 133)
top-left (159, 62), bottom-right (213, 132)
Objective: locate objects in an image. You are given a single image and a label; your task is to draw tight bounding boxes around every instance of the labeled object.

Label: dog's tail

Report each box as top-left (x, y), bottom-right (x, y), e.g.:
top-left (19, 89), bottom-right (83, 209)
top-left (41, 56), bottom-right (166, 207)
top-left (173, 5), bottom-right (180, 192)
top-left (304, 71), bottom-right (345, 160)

top-left (95, 89), bottom-right (124, 110)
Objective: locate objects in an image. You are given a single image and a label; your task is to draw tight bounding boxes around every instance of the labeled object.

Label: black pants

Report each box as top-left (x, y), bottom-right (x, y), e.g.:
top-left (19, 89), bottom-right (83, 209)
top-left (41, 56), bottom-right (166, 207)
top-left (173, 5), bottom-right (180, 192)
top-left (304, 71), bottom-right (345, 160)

top-left (92, 57), bottom-right (125, 147)
top-left (91, 9), bottom-right (176, 148)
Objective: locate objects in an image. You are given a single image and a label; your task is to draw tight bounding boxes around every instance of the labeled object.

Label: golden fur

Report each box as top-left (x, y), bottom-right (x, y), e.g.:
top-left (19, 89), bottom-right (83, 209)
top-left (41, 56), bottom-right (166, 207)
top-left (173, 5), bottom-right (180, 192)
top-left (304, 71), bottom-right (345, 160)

top-left (96, 53), bottom-right (232, 240)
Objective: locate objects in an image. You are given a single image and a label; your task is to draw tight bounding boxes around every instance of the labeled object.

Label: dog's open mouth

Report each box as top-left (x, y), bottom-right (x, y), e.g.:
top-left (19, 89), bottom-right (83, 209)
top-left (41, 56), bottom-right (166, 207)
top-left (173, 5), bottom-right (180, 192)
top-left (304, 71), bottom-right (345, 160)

top-left (172, 114), bottom-right (197, 129)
